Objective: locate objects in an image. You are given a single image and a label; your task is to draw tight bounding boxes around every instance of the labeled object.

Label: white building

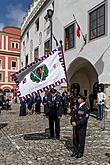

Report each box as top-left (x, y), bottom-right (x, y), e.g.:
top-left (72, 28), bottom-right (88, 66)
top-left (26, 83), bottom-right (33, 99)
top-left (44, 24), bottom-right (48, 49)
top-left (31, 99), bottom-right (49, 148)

top-left (21, 0), bottom-right (110, 116)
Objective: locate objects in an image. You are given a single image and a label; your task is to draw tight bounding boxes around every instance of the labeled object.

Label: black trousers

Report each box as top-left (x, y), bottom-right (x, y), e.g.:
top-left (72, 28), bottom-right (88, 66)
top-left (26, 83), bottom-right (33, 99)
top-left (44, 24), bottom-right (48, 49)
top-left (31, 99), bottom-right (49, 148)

top-left (73, 126), bottom-right (87, 154)
top-left (49, 114), bottom-right (60, 138)
top-left (73, 127), bottom-right (78, 153)
top-left (63, 107), bottom-right (67, 115)
top-left (35, 104), bottom-right (41, 113)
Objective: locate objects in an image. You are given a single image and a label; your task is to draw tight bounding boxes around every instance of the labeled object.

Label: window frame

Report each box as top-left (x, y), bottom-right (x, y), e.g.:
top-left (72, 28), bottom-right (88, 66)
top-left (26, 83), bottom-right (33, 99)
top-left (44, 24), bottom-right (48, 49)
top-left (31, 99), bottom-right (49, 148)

top-left (0, 59), bottom-right (2, 69)
top-left (11, 42), bottom-right (15, 48)
top-left (34, 47), bottom-right (39, 61)
top-left (26, 55), bottom-right (28, 66)
top-left (0, 72), bottom-right (3, 81)
top-left (89, 2), bottom-right (107, 41)
top-left (44, 39), bottom-right (50, 55)
top-left (35, 18), bottom-right (39, 31)
top-left (11, 61), bottom-right (16, 68)
top-left (11, 42), bottom-right (19, 49)
top-left (64, 23), bottom-right (75, 51)
top-left (10, 73), bottom-right (14, 82)
top-left (27, 31), bottom-right (29, 42)
top-left (16, 43), bottom-right (19, 49)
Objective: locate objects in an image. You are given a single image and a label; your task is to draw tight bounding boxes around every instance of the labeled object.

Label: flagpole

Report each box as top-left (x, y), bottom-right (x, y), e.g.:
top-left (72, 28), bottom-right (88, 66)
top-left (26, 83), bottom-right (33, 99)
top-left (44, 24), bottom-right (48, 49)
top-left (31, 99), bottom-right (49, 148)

top-left (73, 14), bottom-right (86, 44)
top-left (59, 40), bottom-right (69, 92)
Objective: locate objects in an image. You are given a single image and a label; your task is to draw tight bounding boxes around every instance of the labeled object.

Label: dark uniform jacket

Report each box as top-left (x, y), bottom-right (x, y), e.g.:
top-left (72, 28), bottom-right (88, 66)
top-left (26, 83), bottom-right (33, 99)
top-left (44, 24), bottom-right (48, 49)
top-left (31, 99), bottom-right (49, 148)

top-left (74, 103), bottom-right (89, 128)
top-left (46, 94), bottom-right (63, 117)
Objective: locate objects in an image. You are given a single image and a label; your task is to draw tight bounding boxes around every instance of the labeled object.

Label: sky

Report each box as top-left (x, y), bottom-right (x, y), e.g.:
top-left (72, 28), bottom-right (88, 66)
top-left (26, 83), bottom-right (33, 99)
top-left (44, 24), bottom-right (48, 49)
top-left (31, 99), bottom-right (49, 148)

top-left (0, 0), bottom-right (32, 30)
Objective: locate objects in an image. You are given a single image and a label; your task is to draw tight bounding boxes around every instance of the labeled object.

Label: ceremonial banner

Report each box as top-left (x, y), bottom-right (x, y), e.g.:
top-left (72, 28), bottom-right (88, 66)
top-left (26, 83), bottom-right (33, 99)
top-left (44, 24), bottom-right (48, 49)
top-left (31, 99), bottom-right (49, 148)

top-left (12, 49), bottom-right (66, 99)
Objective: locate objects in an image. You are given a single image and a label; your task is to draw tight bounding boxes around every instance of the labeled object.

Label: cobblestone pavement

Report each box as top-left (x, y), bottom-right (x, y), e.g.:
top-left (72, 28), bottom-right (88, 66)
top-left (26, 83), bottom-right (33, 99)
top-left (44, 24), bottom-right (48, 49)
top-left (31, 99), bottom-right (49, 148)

top-left (0, 104), bottom-right (110, 165)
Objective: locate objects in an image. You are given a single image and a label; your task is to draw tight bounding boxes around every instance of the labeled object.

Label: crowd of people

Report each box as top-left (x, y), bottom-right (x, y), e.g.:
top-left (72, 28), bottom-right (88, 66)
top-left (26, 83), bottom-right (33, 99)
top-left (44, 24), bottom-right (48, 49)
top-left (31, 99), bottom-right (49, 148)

top-left (19, 90), bottom-right (69, 117)
top-left (19, 88), bottom-right (106, 158)
top-left (19, 89), bottom-right (88, 158)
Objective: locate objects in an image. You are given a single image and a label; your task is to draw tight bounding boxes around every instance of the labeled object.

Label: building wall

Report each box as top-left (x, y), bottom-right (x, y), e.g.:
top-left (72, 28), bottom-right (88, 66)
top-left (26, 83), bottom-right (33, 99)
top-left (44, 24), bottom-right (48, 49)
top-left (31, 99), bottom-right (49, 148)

top-left (0, 27), bottom-right (21, 93)
top-left (21, 0), bottom-right (110, 82)
top-left (21, 0), bottom-right (53, 67)
top-left (53, 0), bottom-right (110, 82)
top-left (21, 0), bottom-right (110, 85)
top-left (20, 0), bottom-right (110, 116)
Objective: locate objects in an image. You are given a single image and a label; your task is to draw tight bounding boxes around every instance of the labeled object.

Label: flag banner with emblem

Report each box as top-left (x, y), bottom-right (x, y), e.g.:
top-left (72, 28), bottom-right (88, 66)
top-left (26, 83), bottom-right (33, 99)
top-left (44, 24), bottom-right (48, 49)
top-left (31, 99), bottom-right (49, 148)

top-left (12, 48), bottom-right (66, 99)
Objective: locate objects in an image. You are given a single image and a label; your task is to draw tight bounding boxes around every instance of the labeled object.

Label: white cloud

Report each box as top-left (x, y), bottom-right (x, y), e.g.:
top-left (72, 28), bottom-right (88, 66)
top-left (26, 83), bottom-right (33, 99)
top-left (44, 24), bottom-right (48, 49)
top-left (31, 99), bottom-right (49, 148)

top-left (6, 4), bottom-right (26, 27)
top-left (0, 23), bottom-right (4, 30)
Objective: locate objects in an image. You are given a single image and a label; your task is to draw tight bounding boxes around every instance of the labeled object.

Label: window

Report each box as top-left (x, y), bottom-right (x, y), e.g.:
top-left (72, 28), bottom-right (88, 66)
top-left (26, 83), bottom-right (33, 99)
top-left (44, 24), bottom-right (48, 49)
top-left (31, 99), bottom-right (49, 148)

top-left (12, 61), bottom-right (16, 68)
top-left (12, 43), bottom-right (14, 48)
top-left (27, 31), bottom-right (29, 41)
top-left (23, 41), bottom-right (25, 51)
top-left (34, 47), bottom-right (39, 61)
top-left (89, 4), bottom-right (105, 40)
top-left (35, 18), bottom-right (39, 31)
top-left (44, 40), bottom-right (50, 55)
top-left (65, 24), bottom-right (75, 50)
top-left (0, 73), bottom-right (2, 81)
top-left (26, 55), bottom-right (28, 66)
top-left (21, 62), bottom-right (23, 68)
top-left (16, 43), bottom-right (19, 49)
top-left (0, 60), bottom-right (2, 69)
top-left (23, 41), bottom-right (25, 47)
top-left (11, 42), bottom-right (19, 49)
top-left (10, 74), bottom-right (14, 82)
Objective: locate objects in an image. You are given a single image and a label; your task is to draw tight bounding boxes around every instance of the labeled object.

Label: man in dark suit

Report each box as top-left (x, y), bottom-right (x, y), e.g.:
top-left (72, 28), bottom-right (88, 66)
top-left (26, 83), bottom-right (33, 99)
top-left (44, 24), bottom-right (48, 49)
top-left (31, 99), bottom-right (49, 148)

top-left (47, 88), bottom-right (62, 140)
top-left (71, 93), bottom-right (89, 158)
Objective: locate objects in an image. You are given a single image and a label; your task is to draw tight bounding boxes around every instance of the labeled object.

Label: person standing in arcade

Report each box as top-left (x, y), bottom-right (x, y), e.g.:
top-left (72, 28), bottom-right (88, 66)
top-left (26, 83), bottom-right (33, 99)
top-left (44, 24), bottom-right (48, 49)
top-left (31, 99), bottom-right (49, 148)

top-left (97, 87), bottom-right (106, 120)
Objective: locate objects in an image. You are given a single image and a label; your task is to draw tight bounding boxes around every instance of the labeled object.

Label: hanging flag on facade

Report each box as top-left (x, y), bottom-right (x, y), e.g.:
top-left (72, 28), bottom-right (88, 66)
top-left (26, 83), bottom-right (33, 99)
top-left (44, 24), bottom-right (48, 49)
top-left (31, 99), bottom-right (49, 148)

top-left (12, 48), bottom-right (66, 99)
top-left (76, 25), bottom-right (81, 38)
top-left (73, 14), bottom-right (86, 44)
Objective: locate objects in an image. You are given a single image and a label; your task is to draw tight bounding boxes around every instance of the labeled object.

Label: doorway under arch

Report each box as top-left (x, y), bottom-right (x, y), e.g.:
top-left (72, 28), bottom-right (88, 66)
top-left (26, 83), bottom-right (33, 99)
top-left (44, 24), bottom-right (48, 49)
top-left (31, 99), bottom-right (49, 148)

top-left (67, 57), bottom-right (98, 96)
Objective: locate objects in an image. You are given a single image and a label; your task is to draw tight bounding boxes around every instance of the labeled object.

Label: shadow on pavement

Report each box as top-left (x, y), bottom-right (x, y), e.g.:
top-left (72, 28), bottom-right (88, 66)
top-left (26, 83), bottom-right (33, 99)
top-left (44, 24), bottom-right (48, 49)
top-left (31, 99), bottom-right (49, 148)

top-left (105, 153), bottom-right (110, 164)
top-left (63, 137), bottom-right (73, 152)
top-left (23, 128), bottom-right (49, 140)
top-left (0, 123), bottom-right (8, 129)
top-left (90, 108), bottom-right (98, 119)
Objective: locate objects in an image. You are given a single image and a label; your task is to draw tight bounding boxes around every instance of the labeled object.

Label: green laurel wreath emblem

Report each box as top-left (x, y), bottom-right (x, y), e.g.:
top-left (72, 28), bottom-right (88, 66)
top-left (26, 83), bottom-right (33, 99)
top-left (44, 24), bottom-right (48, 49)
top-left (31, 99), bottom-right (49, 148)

top-left (30, 64), bottom-right (49, 83)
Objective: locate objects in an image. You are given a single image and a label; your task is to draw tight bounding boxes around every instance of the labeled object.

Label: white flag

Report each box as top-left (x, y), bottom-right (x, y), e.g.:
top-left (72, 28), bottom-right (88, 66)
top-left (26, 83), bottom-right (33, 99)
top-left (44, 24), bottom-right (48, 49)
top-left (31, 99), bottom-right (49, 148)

top-left (12, 49), bottom-right (66, 99)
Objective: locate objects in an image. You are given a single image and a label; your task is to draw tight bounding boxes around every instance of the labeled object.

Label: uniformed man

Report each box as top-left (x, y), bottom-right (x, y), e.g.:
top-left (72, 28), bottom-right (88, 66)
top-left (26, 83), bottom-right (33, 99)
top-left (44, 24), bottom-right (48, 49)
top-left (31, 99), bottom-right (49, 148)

top-left (71, 93), bottom-right (89, 158)
top-left (70, 96), bottom-right (79, 157)
top-left (47, 88), bottom-right (62, 139)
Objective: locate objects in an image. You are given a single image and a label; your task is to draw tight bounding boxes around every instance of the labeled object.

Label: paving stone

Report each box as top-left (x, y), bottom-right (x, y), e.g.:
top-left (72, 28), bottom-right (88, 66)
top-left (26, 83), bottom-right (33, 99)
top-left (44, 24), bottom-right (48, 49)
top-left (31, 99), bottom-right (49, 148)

top-left (0, 104), bottom-right (110, 165)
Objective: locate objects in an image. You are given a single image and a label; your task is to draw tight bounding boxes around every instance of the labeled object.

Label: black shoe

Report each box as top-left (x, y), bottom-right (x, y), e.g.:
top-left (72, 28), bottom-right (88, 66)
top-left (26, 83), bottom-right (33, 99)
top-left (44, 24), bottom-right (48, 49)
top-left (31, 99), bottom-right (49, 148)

top-left (48, 136), bottom-right (54, 139)
top-left (75, 153), bottom-right (83, 158)
top-left (71, 152), bottom-right (77, 157)
top-left (56, 136), bottom-right (60, 140)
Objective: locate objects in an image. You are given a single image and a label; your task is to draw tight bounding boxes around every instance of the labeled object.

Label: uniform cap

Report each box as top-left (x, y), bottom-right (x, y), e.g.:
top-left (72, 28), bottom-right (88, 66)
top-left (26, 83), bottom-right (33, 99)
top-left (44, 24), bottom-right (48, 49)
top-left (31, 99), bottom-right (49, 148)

top-left (78, 92), bottom-right (87, 100)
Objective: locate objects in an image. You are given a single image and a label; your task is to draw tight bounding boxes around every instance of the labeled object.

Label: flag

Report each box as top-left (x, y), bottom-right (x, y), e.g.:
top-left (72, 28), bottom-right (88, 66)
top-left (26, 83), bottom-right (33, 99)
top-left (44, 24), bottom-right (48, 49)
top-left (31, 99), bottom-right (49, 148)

top-left (76, 24), bottom-right (81, 38)
top-left (12, 48), bottom-right (66, 99)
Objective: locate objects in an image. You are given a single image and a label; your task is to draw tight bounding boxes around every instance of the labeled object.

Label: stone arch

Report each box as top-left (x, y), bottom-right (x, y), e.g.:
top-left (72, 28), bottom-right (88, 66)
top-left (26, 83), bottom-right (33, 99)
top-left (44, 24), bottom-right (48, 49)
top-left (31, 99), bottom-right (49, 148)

top-left (67, 57), bottom-right (98, 95)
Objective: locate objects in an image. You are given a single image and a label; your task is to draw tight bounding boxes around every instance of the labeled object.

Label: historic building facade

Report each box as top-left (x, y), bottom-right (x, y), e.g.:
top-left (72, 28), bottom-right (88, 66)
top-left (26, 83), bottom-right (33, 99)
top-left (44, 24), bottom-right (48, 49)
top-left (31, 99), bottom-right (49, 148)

top-left (0, 26), bottom-right (21, 95)
top-left (21, 0), bottom-right (110, 116)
